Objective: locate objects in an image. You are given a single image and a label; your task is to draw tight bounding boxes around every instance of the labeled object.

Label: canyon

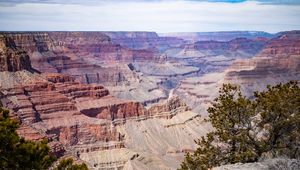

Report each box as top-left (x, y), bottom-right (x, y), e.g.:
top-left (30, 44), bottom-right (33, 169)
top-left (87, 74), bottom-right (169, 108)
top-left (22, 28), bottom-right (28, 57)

top-left (0, 30), bottom-right (299, 169)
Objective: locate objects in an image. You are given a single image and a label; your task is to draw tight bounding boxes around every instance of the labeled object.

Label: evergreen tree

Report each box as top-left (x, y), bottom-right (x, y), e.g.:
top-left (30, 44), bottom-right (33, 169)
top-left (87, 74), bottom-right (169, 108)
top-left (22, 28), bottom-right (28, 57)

top-left (254, 81), bottom-right (300, 158)
top-left (54, 158), bottom-right (88, 170)
top-left (0, 108), bottom-right (89, 170)
top-left (0, 108), bottom-right (55, 170)
top-left (180, 81), bottom-right (300, 170)
top-left (0, 108), bottom-right (20, 168)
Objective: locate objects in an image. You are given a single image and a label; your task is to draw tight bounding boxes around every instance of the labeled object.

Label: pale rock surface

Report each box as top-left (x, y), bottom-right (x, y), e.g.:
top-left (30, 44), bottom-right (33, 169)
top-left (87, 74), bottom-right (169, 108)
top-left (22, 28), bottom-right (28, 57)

top-left (214, 159), bottom-right (300, 170)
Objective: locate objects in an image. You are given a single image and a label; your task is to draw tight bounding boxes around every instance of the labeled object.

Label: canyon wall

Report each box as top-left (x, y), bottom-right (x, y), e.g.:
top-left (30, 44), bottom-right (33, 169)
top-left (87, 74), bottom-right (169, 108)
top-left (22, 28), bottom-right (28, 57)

top-left (0, 71), bottom-right (210, 169)
top-left (104, 31), bottom-right (184, 51)
top-left (0, 34), bottom-right (34, 72)
top-left (175, 31), bottom-right (300, 114)
top-left (0, 40), bottom-right (211, 169)
top-left (0, 31), bottom-right (270, 107)
top-left (225, 30), bottom-right (300, 95)
top-left (160, 31), bottom-right (274, 42)
top-left (1, 30), bottom-right (299, 169)
top-left (0, 32), bottom-right (157, 84)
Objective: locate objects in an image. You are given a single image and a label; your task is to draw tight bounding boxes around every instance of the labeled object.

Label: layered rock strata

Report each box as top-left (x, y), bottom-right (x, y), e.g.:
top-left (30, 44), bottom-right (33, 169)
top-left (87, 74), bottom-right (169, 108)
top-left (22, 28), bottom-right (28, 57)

top-left (0, 59), bottom-right (209, 170)
top-left (175, 31), bottom-right (300, 114)
top-left (103, 31), bottom-right (184, 51)
top-left (0, 34), bottom-right (34, 72)
top-left (0, 73), bottom-right (211, 169)
top-left (225, 30), bottom-right (300, 94)
top-left (160, 31), bottom-right (274, 42)
top-left (0, 32), bottom-right (169, 105)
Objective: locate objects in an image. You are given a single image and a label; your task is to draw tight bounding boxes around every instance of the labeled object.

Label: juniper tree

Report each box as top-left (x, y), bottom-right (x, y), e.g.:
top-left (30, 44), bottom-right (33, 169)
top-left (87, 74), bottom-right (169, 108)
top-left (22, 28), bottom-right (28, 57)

top-left (0, 108), bottom-right (89, 170)
top-left (0, 108), bottom-right (56, 169)
top-left (54, 158), bottom-right (88, 170)
top-left (254, 81), bottom-right (300, 158)
top-left (180, 81), bottom-right (300, 170)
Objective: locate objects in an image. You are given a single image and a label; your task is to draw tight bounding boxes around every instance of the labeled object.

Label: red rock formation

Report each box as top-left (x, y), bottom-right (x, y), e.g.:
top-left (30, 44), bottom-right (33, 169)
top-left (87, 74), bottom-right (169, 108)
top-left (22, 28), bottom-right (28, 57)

top-left (77, 96), bottom-right (146, 121)
top-left (45, 73), bottom-right (75, 83)
top-left (0, 35), bottom-right (33, 72)
top-left (259, 31), bottom-right (300, 57)
top-left (1, 32), bottom-right (157, 63)
top-left (226, 31), bottom-right (300, 79)
top-left (148, 96), bottom-right (189, 117)
top-left (0, 71), bottom-right (148, 147)
top-left (0, 32), bottom-right (159, 87)
top-left (3, 32), bottom-right (52, 53)
top-left (224, 31), bottom-right (300, 97)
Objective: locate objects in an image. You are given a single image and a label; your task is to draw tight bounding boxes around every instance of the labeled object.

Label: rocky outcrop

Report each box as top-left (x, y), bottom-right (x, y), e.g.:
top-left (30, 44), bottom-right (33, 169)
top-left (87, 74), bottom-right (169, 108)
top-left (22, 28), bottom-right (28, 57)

top-left (0, 35), bottom-right (33, 72)
top-left (148, 96), bottom-right (189, 118)
top-left (0, 70), bottom-right (146, 156)
top-left (0, 72), bottom-right (149, 123)
top-left (2, 32), bottom-right (53, 53)
top-left (77, 96), bottom-right (146, 122)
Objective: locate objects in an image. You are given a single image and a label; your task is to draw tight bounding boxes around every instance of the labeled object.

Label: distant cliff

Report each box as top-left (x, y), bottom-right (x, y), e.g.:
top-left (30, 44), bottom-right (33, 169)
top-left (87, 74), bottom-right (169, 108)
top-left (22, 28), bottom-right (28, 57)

top-left (160, 31), bottom-right (274, 42)
top-left (104, 31), bottom-right (184, 50)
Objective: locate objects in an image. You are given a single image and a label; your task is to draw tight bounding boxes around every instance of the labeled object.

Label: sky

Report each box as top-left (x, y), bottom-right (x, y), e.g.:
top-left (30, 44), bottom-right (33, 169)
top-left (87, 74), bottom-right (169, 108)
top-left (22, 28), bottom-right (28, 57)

top-left (0, 0), bottom-right (299, 33)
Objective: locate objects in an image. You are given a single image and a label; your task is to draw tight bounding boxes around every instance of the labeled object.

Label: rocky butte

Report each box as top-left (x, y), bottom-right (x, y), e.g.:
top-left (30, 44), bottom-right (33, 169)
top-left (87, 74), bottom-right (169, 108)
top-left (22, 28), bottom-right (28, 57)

top-left (0, 30), bottom-right (299, 169)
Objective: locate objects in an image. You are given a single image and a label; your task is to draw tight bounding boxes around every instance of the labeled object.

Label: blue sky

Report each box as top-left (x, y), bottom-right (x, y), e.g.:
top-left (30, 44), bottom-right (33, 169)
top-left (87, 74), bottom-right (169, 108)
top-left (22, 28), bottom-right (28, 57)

top-left (0, 0), bottom-right (299, 33)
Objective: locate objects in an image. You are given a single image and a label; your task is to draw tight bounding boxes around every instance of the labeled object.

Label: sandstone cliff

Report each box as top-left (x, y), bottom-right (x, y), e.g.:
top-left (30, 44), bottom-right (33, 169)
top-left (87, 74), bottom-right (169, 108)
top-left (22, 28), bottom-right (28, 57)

top-left (0, 34), bottom-right (33, 72)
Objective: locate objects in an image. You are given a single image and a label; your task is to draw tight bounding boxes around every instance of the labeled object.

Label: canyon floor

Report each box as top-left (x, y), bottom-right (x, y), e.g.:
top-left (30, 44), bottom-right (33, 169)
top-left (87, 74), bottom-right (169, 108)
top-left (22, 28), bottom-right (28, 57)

top-left (0, 30), bottom-right (299, 169)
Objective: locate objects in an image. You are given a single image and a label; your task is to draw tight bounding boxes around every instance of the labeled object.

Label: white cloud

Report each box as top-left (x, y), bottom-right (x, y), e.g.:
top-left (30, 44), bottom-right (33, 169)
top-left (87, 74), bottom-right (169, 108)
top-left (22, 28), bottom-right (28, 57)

top-left (0, 1), bottom-right (299, 32)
